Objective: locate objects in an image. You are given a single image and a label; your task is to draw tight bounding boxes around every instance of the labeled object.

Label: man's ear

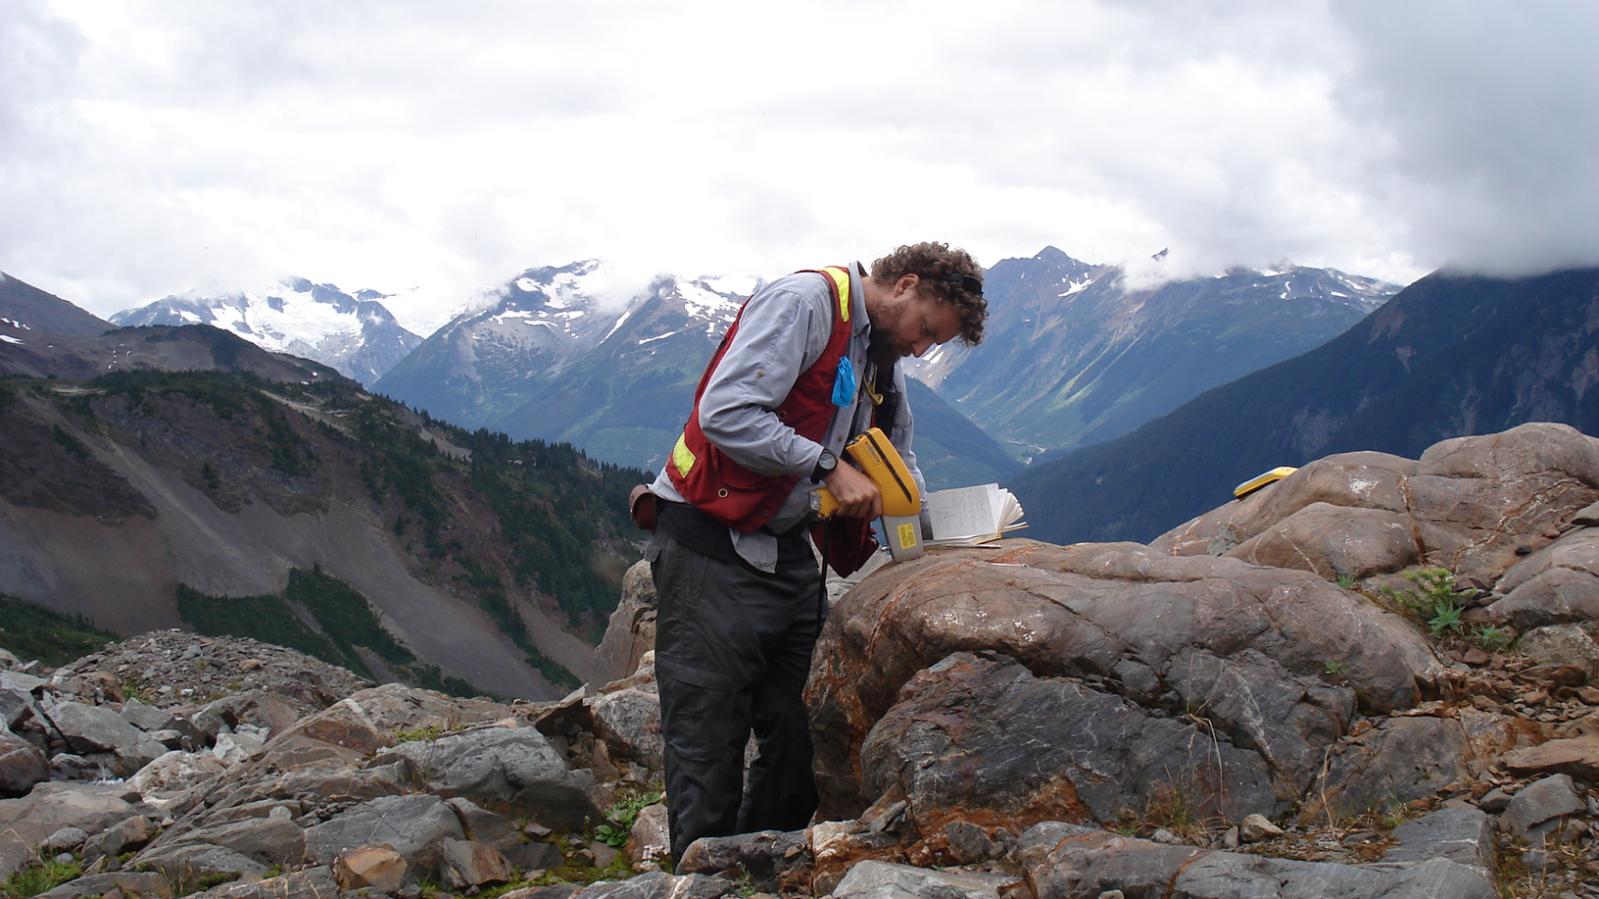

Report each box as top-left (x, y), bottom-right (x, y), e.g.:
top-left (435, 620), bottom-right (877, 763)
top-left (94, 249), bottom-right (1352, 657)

top-left (895, 274), bottom-right (919, 297)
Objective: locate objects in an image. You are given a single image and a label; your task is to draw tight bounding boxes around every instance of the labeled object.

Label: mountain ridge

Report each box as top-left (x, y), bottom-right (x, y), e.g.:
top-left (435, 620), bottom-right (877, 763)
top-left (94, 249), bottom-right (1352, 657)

top-left (1013, 266), bottom-right (1599, 544)
top-left (111, 278), bottom-right (422, 386)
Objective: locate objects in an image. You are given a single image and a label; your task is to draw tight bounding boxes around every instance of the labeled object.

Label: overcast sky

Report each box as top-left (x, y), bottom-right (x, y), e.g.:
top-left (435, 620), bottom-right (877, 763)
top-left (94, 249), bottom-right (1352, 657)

top-left (3, 0), bottom-right (1597, 333)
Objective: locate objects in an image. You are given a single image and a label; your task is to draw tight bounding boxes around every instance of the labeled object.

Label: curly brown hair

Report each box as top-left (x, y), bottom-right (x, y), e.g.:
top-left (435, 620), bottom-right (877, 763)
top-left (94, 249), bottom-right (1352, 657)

top-left (870, 242), bottom-right (987, 344)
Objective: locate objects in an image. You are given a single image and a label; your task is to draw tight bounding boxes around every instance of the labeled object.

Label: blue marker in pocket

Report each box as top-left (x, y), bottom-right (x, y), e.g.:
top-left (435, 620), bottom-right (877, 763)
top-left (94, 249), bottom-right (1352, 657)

top-left (832, 356), bottom-right (857, 406)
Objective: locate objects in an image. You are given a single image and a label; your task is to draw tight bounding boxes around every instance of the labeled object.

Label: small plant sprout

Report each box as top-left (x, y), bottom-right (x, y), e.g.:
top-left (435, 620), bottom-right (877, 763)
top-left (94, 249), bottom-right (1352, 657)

top-left (1428, 599), bottom-right (1464, 636)
top-left (1473, 624), bottom-right (1513, 652)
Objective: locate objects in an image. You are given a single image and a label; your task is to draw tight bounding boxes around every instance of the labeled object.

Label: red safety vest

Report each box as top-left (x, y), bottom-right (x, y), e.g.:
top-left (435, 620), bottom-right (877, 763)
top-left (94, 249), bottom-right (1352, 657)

top-left (667, 266), bottom-right (854, 532)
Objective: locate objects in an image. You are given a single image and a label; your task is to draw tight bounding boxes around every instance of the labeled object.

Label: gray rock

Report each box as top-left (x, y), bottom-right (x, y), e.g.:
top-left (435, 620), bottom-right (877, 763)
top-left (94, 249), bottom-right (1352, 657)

top-left (569, 871), bottom-right (738, 899)
top-left (0, 727), bottom-right (49, 796)
top-left (440, 838), bottom-right (513, 889)
top-left (1015, 824), bottom-right (1496, 899)
top-left (82, 814), bottom-right (159, 861)
top-left (1383, 806), bottom-right (1495, 871)
top-left (143, 815), bottom-right (307, 868)
top-left (127, 749), bottom-right (229, 796)
top-left (1, 670), bottom-right (47, 695)
top-left (192, 865), bottom-right (338, 899)
top-left (588, 561), bottom-right (658, 690)
top-left (860, 652), bottom-right (1280, 828)
top-left (1491, 530), bottom-right (1599, 629)
top-left (1, 684), bottom-right (35, 730)
top-left (42, 826), bottom-right (89, 853)
top-left (500, 837), bottom-right (564, 874)
top-left (0, 782), bottom-right (140, 879)
top-left (304, 794), bottom-right (464, 867)
top-left (676, 829), bottom-right (809, 892)
top-left (34, 871), bottom-right (173, 898)
top-left (211, 728), bottom-right (266, 763)
top-left (1238, 813), bottom-right (1283, 843)
top-left (588, 687), bottom-right (663, 770)
top-left (1304, 715), bottom-right (1468, 820)
top-left (132, 842), bottom-right (267, 884)
top-left (1479, 787), bottom-right (1513, 813)
top-left (831, 859), bottom-right (1017, 898)
top-left (382, 726), bottom-right (600, 828)
top-left (148, 729), bottom-right (187, 749)
top-left (627, 803), bottom-right (670, 872)
top-left (445, 796), bottom-right (519, 846)
top-left (1502, 774), bottom-right (1585, 838)
top-left (0, 648), bottom-right (19, 670)
top-left (120, 698), bottom-right (174, 733)
top-left (1516, 623), bottom-right (1599, 666)
top-left (49, 752), bottom-right (108, 781)
top-left (44, 700), bottom-right (168, 775)
top-left (1572, 502), bottom-right (1599, 527)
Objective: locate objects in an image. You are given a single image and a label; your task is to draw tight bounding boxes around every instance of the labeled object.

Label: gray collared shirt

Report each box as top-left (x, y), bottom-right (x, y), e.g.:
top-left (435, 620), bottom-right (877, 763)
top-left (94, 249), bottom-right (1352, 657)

top-left (650, 262), bottom-right (925, 572)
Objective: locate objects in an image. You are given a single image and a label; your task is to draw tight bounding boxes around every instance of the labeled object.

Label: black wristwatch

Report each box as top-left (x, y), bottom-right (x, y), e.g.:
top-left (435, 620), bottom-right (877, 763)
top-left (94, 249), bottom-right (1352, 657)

top-left (811, 449), bottom-right (837, 483)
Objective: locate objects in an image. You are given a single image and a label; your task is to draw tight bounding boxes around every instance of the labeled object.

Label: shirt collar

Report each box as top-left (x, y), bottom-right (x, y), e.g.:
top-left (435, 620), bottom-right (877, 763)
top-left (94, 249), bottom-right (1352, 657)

top-left (849, 261), bottom-right (870, 336)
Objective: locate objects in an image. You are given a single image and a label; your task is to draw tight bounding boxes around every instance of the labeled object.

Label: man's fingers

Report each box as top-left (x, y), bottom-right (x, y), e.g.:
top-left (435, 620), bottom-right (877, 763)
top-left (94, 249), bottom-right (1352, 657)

top-left (824, 464), bottom-right (881, 519)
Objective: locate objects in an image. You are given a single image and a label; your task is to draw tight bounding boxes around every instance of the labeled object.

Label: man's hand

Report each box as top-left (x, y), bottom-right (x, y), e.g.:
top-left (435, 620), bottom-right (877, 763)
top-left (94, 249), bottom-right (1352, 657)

top-left (824, 462), bottom-right (882, 519)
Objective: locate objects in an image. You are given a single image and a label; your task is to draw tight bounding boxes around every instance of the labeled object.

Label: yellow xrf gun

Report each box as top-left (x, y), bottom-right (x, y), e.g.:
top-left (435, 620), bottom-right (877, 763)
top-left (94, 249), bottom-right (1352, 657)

top-left (812, 427), bottom-right (925, 563)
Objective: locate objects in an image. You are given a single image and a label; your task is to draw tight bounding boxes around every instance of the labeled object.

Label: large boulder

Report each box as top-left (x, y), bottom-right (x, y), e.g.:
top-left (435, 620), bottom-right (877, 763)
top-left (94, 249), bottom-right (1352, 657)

top-left (1156, 424), bottom-right (1599, 591)
top-left (807, 539), bottom-right (1442, 822)
top-left (257, 682), bottom-right (512, 768)
top-left (379, 725), bottom-right (601, 829)
top-left (860, 652), bottom-right (1279, 832)
top-left (135, 814), bottom-right (307, 872)
top-left (0, 726), bottom-right (48, 796)
top-left (589, 560), bottom-right (658, 690)
top-left (303, 794), bottom-right (464, 869)
top-left (0, 782), bottom-right (145, 879)
top-left (41, 700), bottom-right (168, 775)
top-left (1490, 528), bottom-right (1599, 629)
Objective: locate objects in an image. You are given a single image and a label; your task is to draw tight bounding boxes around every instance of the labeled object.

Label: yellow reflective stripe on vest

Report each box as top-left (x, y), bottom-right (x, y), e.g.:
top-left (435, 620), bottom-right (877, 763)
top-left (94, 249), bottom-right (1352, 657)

top-left (672, 432), bottom-right (697, 477)
top-left (823, 266), bottom-right (850, 323)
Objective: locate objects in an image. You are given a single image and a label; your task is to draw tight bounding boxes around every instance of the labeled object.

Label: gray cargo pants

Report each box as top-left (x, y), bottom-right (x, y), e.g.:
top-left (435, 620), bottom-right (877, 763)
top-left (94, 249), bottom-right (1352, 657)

top-left (647, 529), bottom-right (824, 866)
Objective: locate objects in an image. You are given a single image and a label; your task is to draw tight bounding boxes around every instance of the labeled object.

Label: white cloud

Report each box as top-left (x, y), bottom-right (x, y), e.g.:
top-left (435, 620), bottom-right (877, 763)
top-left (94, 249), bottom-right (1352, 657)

top-left (0, 0), bottom-right (1595, 333)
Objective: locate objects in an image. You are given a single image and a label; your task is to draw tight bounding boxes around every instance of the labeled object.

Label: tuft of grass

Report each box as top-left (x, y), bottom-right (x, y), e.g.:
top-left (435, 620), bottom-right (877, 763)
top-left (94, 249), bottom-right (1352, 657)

top-left (2, 855), bottom-right (84, 897)
top-left (1428, 599), bottom-right (1464, 636)
top-left (391, 725), bottom-right (445, 744)
top-left (1473, 624), bottom-right (1513, 652)
top-left (1379, 567), bottom-right (1476, 639)
top-left (594, 788), bottom-right (664, 848)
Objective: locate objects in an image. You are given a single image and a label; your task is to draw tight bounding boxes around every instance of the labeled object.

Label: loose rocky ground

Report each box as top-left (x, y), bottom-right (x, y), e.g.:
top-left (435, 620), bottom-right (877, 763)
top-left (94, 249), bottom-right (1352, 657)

top-left (3, 421), bottom-right (1599, 898)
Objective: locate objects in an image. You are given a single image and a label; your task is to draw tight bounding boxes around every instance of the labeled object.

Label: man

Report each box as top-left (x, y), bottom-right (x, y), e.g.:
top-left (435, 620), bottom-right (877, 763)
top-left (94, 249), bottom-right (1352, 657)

top-left (644, 242), bottom-right (987, 864)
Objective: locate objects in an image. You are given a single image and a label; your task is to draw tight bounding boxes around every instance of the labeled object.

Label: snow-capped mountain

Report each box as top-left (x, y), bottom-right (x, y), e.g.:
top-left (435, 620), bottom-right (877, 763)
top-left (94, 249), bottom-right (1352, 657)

top-left (110, 278), bottom-right (421, 386)
top-left (377, 251), bottom-right (1398, 478)
top-left (374, 260), bottom-right (1020, 484)
top-left (903, 247), bottom-right (1399, 459)
top-left (373, 261), bottom-right (757, 437)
